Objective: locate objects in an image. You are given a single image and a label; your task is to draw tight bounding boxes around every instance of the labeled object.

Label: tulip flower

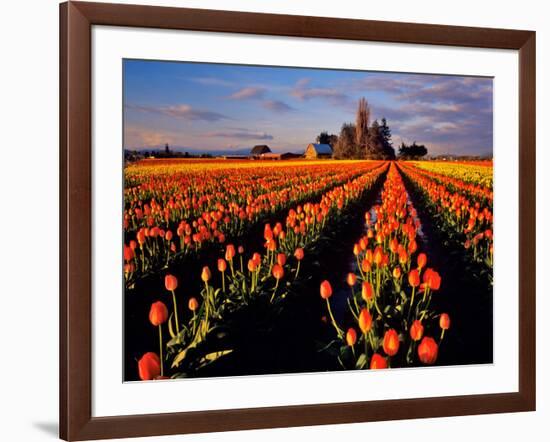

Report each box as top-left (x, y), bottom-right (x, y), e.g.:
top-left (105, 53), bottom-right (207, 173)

top-left (201, 266), bottom-right (211, 283)
top-left (369, 353), bottom-right (388, 369)
top-left (138, 352), bottom-right (161, 381)
top-left (218, 258), bottom-right (227, 292)
top-left (408, 269), bottom-right (420, 314)
top-left (149, 301), bottom-right (168, 377)
top-left (358, 308), bottom-right (372, 334)
top-left (294, 247), bottom-right (304, 278)
top-left (383, 329), bottom-right (400, 357)
top-left (346, 272), bottom-right (357, 287)
top-left (409, 320), bottom-right (424, 341)
top-left (417, 253), bottom-right (427, 269)
top-left (392, 266), bottom-right (402, 279)
top-left (277, 253), bottom-right (287, 266)
top-left (320, 280), bottom-right (332, 299)
top-left (321, 281), bottom-right (343, 338)
top-left (418, 336), bottom-right (439, 364)
top-left (165, 274), bottom-right (180, 334)
top-left (346, 328), bottom-right (357, 347)
top-left (188, 297), bottom-right (199, 312)
top-left (439, 313), bottom-right (451, 340)
top-left (423, 268), bottom-right (441, 291)
top-left (361, 281), bottom-right (373, 302)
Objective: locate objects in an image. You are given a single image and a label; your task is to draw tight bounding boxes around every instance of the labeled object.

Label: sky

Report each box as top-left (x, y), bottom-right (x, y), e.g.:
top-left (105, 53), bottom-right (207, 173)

top-left (123, 59), bottom-right (493, 156)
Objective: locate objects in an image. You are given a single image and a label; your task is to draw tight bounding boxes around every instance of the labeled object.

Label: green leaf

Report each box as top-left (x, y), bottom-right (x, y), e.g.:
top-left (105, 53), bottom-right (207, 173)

top-left (355, 353), bottom-right (367, 369)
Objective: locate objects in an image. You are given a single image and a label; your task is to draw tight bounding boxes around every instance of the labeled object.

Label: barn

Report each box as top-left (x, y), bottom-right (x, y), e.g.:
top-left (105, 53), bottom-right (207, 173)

top-left (304, 143), bottom-right (333, 159)
top-left (250, 145), bottom-right (272, 157)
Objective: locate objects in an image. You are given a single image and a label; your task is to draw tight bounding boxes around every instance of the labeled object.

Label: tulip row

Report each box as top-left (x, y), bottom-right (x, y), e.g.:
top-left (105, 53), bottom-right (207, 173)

top-left (320, 163), bottom-right (449, 370)
top-left (397, 162), bottom-right (493, 268)
top-left (411, 160), bottom-right (493, 190)
top-left (136, 162), bottom-right (389, 379)
top-left (124, 161), bottom-right (383, 286)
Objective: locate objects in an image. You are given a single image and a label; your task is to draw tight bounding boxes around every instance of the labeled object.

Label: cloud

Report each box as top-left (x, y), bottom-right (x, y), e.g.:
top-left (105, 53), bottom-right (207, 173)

top-left (126, 103), bottom-right (230, 122)
top-left (204, 129), bottom-right (274, 140)
top-left (228, 87), bottom-right (266, 100)
top-left (124, 126), bottom-right (176, 148)
top-left (290, 78), bottom-right (351, 106)
top-left (190, 77), bottom-right (235, 87)
top-left (263, 100), bottom-right (294, 112)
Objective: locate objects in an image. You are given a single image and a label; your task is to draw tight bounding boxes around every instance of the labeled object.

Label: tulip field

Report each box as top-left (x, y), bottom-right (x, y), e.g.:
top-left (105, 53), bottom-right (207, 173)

top-left (124, 158), bottom-right (493, 381)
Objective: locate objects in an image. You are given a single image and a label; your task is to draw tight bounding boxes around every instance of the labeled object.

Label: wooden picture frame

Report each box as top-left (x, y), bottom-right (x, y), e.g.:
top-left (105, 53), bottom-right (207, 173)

top-left (59, 1), bottom-right (536, 440)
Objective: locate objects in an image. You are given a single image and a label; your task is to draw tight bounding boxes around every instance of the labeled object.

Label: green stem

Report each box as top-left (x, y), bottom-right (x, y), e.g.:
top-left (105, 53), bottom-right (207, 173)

top-left (326, 298), bottom-right (343, 338)
top-left (295, 261), bottom-right (301, 280)
top-left (171, 290), bottom-right (180, 334)
top-left (158, 325), bottom-right (164, 377)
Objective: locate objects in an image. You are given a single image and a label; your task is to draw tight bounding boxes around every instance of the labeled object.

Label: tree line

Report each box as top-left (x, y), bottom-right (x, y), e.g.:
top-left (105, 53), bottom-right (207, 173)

top-left (316, 98), bottom-right (428, 160)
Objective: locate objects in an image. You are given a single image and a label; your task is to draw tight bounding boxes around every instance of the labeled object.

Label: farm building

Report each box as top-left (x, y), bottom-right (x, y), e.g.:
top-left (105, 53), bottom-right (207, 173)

top-left (258, 152), bottom-right (303, 160)
top-left (250, 145), bottom-right (272, 157)
top-left (304, 143), bottom-right (333, 159)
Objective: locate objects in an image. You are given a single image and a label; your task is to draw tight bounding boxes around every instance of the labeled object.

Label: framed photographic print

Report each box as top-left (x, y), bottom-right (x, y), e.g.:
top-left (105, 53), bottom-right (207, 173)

top-left (60, 1), bottom-right (536, 440)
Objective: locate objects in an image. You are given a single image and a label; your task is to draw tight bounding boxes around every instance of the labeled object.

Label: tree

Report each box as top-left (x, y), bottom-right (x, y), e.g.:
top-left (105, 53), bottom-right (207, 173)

top-left (334, 123), bottom-right (362, 159)
top-left (316, 131), bottom-right (338, 147)
top-left (379, 118), bottom-right (396, 159)
top-left (355, 97), bottom-right (370, 148)
top-left (398, 141), bottom-right (428, 159)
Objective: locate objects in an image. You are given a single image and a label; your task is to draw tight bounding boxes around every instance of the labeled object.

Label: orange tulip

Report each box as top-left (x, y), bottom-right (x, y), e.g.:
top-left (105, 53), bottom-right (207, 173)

top-left (423, 268), bottom-right (441, 291)
top-left (225, 244), bottom-right (236, 261)
top-left (361, 281), bottom-right (374, 301)
top-left (358, 308), bottom-right (372, 334)
top-left (138, 352), bottom-right (161, 381)
top-left (124, 245), bottom-right (134, 262)
top-left (272, 264), bottom-right (284, 280)
top-left (164, 274), bottom-right (178, 291)
top-left (439, 313), bottom-right (451, 330)
top-left (247, 259), bottom-right (257, 272)
top-left (149, 301), bottom-right (168, 326)
top-left (392, 266), bottom-right (402, 279)
top-left (294, 247), bottom-right (304, 260)
top-left (417, 253), bottom-right (427, 269)
top-left (188, 297), bottom-right (199, 312)
top-left (320, 280), bottom-right (332, 299)
top-left (383, 329), bottom-right (400, 356)
top-left (201, 266), bottom-right (211, 282)
top-left (346, 328), bottom-right (357, 346)
top-left (346, 272), bottom-right (357, 287)
top-left (408, 269), bottom-right (420, 288)
top-left (370, 353), bottom-right (388, 369)
top-left (418, 336), bottom-right (439, 364)
top-left (277, 253), bottom-right (287, 266)
top-left (217, 258), bottom-right (227, 272)
top-left (409, 320), bottom-right (424, 341)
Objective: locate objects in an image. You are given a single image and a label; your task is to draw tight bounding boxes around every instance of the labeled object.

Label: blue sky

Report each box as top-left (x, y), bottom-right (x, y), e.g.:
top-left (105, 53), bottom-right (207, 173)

top-left (123, 59), bottom-right (493, 156)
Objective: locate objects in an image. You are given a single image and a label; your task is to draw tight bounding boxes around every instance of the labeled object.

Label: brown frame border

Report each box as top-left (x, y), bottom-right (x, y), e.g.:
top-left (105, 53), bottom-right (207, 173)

top-left (60, 2), bottom-right (536, 440)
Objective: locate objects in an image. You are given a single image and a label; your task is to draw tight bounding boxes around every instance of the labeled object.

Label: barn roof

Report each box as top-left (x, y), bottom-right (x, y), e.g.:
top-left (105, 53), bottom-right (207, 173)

top-left (251, 145), bottom-right (271, 155)
top-left (309, 143), bottom-right (333, 154)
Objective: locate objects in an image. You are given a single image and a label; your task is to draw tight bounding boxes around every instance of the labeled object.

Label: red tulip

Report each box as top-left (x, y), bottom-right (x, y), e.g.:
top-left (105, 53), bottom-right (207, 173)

top-left (358, 308), bottom-right (372, 334)
top-left (149, 301), bottom-right (168, 326)
top-left (409, 320), bottom-right (424, 341)
top-left (370, 353), bottom-right (387, 369)
top-left (294, 247), bottom-right (304, 260)
top-left (138, 352), bottom-right (161, 380)
top-left (361, 281), bottom-right (374, 301)
top-left (408, 269), bottom-right (420, 288)
top-left (217, 258), bottom-right (227, 272)
top-left (346, 328), bottom-right (357, 346)
top-left (320, 280), bottom-right (332, 299)
top-left (247, 259), bottom-right (257, 272)
top-left (124, 245), bottom-right (134, 262)
top-left (272, 264), bottom-right (284, 280)
top-left (346, 272), bottom-right (357, 287)
top-left (277, 253), bottom-right (287, 266)
top-left (439, 313), bottom-right (451, 330)
top-left (164, 274), bottom-right (178, 291)
top-left (225, 244), bottom-right (236, 261)
top-left (418, 337), bottom-right (439, 364)
top-left (188, 297), bottom-right (199, 312)
top-left (417, 253), bottom-right (427, 269)
top-left (383, 329), bottom-right (400, 356)
top-left (423, 268), bottom-right (441, 291)
top-left (201, 266), bottom-right (211, 282)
